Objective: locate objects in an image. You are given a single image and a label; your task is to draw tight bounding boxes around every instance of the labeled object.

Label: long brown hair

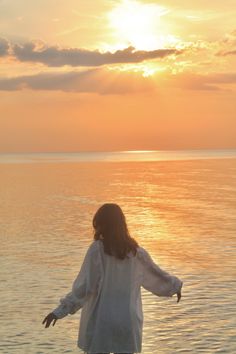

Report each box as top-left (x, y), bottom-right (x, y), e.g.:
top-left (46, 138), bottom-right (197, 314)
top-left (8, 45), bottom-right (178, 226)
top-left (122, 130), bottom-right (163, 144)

top-left (93, 203), bottom-right (139, 259)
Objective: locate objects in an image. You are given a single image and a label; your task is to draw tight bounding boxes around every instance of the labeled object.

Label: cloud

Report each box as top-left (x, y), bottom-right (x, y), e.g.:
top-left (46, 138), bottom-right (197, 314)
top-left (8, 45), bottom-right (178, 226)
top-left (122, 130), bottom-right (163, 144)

top-left (164, 72), bottom-right (236, 91)
top-left (0, 68), bottom-right (155, 94)
top-left (12, 41), bottom-right (182, 67)
top-left (0, 69), bottom-right (235, 94)
top-left (216, 29), bottom-right (236, 56)
top-left (0, 37), bottom-right (9, 56)
top-left (216, 49), bottom-right (236, 56)
top-left (221, 29), bottom-right (236, 45)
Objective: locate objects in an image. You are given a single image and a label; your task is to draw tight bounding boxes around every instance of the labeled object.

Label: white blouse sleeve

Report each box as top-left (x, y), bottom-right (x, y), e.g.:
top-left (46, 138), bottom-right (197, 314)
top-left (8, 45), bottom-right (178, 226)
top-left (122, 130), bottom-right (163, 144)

top-left (139, 248), bottom-right (183, 297)
top-left (52, 241), bottom-right (103, 319)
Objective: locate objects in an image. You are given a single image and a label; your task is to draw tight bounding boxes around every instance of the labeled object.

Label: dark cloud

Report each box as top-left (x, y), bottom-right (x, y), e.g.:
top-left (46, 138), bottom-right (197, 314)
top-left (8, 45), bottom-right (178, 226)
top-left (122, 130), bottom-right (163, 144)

top-left (0, 37), bottom-right (9, 56)
top-left (0, 69), bottom-right (155, 94)
top-left (0, 69), bottom-right (235, 94)
top-left (13, 42), bottom-right (182, 67)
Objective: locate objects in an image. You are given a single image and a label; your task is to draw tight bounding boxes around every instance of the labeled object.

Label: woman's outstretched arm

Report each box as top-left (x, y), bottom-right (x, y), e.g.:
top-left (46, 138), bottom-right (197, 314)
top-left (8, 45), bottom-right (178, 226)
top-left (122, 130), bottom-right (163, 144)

top-left (139, 247), bottom-right (183, 301)
top-left (42, 241), bottom-right (103, 328)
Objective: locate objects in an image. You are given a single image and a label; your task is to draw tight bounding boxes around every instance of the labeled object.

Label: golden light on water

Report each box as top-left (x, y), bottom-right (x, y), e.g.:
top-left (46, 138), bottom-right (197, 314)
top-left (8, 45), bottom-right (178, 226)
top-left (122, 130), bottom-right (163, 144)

top-left (122, 150), bottom-right (157, 153)
top-left (1, 157), bottom-right (236, 352)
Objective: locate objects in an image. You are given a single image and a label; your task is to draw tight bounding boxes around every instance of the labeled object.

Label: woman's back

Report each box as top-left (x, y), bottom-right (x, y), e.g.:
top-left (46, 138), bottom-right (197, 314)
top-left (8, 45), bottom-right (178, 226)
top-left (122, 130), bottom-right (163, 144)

top-left (75, 239), bottom-right (182, 353)
top-left (80, 240), bottom-right (142, 351)
top-left (43, 204), bottom-right (183, 354)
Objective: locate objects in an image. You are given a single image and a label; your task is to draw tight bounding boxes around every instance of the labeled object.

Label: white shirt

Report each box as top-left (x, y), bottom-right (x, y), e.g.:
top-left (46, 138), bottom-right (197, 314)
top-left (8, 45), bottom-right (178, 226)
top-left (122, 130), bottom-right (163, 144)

top-left (53, 240), bottom-right (183, 353)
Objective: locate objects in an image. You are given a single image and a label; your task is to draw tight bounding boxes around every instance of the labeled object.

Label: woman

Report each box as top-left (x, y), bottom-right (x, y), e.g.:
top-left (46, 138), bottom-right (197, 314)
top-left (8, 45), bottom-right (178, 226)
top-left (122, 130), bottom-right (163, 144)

top-left (42, 203), bottom-right (183, 354)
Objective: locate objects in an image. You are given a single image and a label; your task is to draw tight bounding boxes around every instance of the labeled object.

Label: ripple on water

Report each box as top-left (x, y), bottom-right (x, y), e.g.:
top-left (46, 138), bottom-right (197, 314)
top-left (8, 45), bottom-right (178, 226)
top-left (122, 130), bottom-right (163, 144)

top-left (0, 159), bottom-right (236, 353)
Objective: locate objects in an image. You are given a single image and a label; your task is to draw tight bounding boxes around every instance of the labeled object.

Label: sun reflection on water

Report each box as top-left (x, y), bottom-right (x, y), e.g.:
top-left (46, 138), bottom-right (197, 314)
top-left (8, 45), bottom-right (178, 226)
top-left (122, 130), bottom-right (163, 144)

top-left (0, 158), bottom-right (236, 353)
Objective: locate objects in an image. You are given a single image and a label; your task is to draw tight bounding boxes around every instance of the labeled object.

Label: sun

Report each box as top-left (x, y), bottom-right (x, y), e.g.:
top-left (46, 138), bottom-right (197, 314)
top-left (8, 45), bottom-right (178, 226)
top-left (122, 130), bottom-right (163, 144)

top-left (108, 0), bottom-right (177, 51)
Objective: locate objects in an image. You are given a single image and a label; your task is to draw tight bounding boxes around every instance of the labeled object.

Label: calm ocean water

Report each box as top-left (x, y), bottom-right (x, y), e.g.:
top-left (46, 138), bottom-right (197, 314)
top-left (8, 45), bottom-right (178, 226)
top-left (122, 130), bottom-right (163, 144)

top-left (0, 150), bottom-right (236, 354)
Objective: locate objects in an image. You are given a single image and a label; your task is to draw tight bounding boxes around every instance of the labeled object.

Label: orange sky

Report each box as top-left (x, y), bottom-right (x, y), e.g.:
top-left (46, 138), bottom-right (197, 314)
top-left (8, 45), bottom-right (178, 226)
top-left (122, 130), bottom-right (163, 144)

top-left (0, 0), bottom-right (236, 152)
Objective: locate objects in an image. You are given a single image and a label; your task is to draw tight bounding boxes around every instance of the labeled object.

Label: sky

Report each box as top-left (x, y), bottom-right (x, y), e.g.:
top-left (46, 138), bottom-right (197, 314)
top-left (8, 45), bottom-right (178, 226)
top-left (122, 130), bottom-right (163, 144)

top-left (0, 0), bottom-right (236, 152)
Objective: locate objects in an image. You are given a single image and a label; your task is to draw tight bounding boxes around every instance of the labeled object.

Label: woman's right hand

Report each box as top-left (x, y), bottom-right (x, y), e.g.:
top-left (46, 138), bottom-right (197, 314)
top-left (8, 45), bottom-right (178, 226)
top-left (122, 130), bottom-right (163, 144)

top-left (176, 291), bottom-right (181, 303)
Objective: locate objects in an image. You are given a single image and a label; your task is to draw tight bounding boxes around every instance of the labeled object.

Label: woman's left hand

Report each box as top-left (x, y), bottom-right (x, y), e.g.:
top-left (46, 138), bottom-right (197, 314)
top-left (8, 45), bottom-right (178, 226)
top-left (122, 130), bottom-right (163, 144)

top-left (42, 312), bottom-right (58, 328)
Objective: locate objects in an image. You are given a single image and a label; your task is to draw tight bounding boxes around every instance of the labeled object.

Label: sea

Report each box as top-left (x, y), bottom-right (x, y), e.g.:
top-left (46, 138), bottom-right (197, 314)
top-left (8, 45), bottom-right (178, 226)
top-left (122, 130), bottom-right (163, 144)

top-left (0, 149), bottom-right (236, 354)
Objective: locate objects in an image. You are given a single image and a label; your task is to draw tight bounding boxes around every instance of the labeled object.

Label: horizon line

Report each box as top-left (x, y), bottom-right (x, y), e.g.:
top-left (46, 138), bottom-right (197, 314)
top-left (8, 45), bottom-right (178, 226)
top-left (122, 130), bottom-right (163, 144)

top-left (1, 148), bottom-right (236, 154)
